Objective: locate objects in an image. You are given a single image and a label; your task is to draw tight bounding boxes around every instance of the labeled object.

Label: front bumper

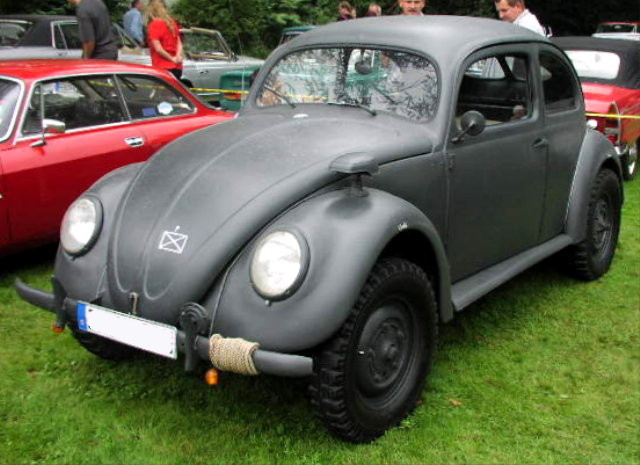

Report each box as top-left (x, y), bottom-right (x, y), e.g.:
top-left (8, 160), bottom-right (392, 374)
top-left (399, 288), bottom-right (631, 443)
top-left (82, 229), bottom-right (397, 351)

top-left (15, 278), bottom-right (312, 378)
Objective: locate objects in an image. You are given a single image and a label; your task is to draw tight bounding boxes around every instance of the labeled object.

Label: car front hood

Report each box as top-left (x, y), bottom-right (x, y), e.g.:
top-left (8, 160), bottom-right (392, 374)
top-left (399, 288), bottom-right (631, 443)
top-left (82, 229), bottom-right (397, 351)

top-left (105, 111), bottom-right (433, 323)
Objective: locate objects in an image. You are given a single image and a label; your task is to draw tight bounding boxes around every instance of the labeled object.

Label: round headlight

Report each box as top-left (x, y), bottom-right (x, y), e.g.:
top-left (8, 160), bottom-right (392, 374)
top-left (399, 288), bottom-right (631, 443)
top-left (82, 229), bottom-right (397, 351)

top-left (60, 197), bottom-right (102, 256)
top-left (250, 230), bottom-right (308, 300)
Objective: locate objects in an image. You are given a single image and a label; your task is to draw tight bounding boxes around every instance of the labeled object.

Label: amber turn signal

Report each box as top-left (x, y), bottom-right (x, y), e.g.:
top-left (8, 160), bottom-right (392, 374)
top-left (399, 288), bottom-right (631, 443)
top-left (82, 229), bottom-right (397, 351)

top-left (204, 368), bottom-right (219, 385)
top-left (52, 324), bottom-right (65, 334)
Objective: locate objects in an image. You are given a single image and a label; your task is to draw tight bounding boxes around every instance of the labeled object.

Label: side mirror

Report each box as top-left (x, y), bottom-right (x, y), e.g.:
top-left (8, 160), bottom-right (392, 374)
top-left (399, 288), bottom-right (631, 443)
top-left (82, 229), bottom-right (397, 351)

top-left (452, 110), bottom-right (486, 143)
top-left (43, 118), bottom-right (66, 134)
top-left (30, 119), bottom-right (66, 148)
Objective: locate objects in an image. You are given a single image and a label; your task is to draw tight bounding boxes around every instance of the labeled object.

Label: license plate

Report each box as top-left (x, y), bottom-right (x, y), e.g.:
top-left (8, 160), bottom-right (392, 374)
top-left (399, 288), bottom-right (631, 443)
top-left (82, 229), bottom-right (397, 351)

top-left (77, 302), bottom-right (177, 359)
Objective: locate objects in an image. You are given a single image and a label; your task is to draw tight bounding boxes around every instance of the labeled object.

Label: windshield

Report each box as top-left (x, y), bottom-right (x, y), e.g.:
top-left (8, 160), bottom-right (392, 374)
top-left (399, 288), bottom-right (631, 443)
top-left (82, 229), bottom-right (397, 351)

top-left (564, 50), bottom-right (621, 80)
top-left (0, 79), bottom-right (21, 140)
top-left (256, 47), bottom-right (438, 122)
top-left (596, 23), bottom-right (636, 34)
top-left (0, 20), bottom-right (32, 46)
top-left (182, 31), bottom-right (230, 60)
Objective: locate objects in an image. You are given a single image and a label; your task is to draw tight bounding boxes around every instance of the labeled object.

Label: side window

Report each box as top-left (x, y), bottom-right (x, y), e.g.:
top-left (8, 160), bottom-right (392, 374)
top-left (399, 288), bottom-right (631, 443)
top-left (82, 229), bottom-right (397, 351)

top-left (57, 23), bottom-right (82, 50)
top-left (456, 54), bottom-right (530, 127)
top-left (22, 76), bottom-right (126, 135)
top-left (539, 52), bottom-right (578, 112)
top-left (116, 75), bottom-right (195, 119)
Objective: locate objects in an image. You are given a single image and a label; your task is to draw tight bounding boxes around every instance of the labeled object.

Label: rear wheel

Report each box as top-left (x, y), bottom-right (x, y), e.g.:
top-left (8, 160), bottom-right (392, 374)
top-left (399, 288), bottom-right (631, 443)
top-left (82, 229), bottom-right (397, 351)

top-left (621, 141), bottom-right (637, 181)
top-left (564, 168), bottom-right (621, 281)
top-left (309, 258), bottom-right (438, 443)
top-left (71, 325), bottom-right (136, 361)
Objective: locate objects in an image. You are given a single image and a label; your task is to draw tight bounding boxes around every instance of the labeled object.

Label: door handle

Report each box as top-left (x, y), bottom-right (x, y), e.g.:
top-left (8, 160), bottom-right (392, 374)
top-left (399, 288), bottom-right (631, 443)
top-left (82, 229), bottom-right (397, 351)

top-left (124, 136), bottom-right (144, 147)
top-left (198, 70), bottom-right (209, 74)
top-left (532, 137), bottom-right (548, 149)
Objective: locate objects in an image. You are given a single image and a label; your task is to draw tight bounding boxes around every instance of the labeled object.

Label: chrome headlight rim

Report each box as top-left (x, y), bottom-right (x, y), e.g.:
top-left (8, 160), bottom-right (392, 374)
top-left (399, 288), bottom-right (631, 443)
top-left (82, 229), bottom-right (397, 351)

top-left (60, 196), bottom-right (103, 257)
top-left (249, 228), bottom-right (309, 301)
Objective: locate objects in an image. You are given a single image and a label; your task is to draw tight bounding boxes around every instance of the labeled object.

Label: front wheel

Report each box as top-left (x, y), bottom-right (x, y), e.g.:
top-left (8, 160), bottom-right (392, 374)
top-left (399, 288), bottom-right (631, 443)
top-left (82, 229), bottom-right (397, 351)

top-left (564, 168), bottom-right (621, 281)
top-left (309, 258), bottom-right (438, 443)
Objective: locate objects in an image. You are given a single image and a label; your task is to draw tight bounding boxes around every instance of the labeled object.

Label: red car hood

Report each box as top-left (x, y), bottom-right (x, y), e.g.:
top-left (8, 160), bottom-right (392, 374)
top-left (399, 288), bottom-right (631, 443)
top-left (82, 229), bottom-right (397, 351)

top-left (581, 82), bottom-right (637, 113)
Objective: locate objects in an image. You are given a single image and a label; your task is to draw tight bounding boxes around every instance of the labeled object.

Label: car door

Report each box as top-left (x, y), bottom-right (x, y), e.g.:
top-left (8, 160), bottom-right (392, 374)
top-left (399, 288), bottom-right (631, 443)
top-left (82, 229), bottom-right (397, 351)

top-left (114, 73), bottom-right (214, 152)
top-left (52, 21), bottom-right (83, 58)
top-left (446, 45), bottom-right (548, 281)
top-left (2, 74), bottom-right (154, 246)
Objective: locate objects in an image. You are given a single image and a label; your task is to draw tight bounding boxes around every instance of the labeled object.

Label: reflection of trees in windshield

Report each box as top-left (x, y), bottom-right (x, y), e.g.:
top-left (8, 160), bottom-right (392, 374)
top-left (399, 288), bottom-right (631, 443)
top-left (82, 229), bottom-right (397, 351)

top-left (183, 33), bottom-right (227, 58)
top-left (257, 47), bottom-right (438, 121)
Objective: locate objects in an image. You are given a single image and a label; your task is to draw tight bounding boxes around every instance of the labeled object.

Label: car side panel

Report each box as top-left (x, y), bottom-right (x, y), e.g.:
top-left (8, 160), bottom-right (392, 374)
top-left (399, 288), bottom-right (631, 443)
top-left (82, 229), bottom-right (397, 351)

top-left (206, 188), bottom-right (451, 353)
top-left (565, 128), bottom-right (622, 242)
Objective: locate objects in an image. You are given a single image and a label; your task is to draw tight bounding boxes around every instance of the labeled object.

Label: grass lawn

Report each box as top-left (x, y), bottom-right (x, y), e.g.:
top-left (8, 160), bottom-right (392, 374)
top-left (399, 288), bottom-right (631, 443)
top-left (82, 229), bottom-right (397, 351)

top-left (1, 179), bottom-right (638, 465)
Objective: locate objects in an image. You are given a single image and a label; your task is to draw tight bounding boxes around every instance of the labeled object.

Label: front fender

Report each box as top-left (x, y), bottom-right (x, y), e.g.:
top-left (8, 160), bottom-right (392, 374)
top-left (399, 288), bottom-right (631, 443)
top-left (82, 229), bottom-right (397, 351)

top-left (566, 129), bottom-right (623, 241)
top-left (54, 163), bottom-right (144, 304)
top-left (205, 188), bottom-right (450, 352)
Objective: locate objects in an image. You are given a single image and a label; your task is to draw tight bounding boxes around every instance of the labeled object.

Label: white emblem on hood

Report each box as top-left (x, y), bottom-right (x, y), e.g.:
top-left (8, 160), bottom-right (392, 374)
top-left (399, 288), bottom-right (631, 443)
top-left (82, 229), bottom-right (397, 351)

top-left (158, 226), bottom-right (189, 254)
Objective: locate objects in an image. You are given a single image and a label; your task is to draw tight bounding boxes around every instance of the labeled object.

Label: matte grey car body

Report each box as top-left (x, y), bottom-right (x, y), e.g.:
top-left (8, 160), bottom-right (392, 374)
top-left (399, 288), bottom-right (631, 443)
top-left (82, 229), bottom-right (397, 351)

top-left (17, 16), bottom-right (623, 443)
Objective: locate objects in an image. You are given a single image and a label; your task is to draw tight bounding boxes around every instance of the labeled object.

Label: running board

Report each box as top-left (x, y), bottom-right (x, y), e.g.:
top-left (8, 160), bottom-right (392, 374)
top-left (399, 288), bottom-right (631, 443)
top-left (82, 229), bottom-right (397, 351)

top-left (451, 234), bottom-right (573, 311)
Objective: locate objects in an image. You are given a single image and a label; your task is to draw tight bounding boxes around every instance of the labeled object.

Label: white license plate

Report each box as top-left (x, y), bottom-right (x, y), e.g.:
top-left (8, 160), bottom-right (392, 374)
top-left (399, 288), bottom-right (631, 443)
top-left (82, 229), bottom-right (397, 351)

top-left (77, 302), bottom-right (178, 359)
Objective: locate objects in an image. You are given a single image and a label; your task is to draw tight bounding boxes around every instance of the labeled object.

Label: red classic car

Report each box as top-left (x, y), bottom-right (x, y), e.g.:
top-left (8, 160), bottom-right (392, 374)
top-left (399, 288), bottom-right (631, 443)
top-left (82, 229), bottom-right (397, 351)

top-left (554, 37), bottom-right (640, 180)
top-left (0, 59), bottom-right (232, 255)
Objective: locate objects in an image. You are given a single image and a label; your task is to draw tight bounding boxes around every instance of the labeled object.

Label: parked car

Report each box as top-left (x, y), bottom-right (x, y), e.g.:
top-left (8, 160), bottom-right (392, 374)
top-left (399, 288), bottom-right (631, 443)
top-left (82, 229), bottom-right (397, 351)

top-left (217, 25), bottom-right (316, 111)
top-left (0, 59), bottom-right (232, 255)
top-left (555, 36), bottom-right (639, 180)
top-left (593, 21), bottom-right (640, 40)
top-left (17, 16), bottom-right (623, 443)
top-left (277, 25), bottom-right (316, 46)
top-left (177, 26), bottom-right (263, 107)
top-left (0, 16), bottom-right (263, 106)
top-left (0, 14), bottom-right (148, 64)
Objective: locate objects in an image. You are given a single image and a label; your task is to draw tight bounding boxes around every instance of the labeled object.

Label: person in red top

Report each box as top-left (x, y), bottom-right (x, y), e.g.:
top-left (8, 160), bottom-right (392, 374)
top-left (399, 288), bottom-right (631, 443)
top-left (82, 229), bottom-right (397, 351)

top-left (145, 0), bottom-right (183, 80)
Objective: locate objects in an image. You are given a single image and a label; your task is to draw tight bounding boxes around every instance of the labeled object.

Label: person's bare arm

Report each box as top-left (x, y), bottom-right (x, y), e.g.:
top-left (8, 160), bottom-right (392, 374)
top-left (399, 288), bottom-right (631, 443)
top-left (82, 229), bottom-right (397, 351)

top-left (82, 41), bottom-right (95, 59)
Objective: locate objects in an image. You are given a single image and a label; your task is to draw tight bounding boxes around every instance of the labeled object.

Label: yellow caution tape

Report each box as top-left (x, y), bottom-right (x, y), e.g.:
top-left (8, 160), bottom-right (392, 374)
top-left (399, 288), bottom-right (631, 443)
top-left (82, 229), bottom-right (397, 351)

top-left (586, 112), bottom-right (640, 121)
top-left (190, 87), bottom-right (249, 95)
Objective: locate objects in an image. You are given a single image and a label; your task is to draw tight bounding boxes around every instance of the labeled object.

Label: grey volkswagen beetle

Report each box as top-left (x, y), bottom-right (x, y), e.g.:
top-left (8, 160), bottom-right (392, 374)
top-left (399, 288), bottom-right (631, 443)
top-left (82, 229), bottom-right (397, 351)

top-left (16, 16), bottom-right (623, 443)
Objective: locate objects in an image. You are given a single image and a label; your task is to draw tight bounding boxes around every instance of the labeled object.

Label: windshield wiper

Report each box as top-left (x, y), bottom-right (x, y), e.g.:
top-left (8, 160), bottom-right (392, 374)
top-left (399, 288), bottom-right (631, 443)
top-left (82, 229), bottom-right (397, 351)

top-left (327, 100), bottom-right (377, 116)
top-left (263, 86), bottom-right (296, 108)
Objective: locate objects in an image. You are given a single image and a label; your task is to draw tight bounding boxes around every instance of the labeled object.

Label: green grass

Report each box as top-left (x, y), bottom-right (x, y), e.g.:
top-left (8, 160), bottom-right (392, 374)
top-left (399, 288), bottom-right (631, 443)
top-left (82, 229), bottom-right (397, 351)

top-left (1, 180), bottom-right (638, 465)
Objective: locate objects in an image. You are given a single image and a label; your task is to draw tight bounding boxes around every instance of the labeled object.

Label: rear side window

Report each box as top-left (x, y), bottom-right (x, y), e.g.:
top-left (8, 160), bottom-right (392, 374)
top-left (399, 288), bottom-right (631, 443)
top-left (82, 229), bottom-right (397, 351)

top-left (0, 20), bottom-right (32, 46)
top-left (116, 75), bottom-right (195, 119)
top-left (539, 52), bottom-right (578, 112)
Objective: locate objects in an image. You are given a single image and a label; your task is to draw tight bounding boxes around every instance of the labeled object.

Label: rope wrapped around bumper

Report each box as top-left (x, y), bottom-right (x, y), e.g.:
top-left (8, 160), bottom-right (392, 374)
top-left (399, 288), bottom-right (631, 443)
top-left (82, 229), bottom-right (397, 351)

top-left (209, 334), bottom-right (260, 375)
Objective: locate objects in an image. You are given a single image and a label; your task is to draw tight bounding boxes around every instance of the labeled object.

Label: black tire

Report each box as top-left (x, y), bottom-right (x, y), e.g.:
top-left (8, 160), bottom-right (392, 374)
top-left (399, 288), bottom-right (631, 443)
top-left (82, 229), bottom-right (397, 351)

top-left (309, 258), bottom-right (438, 443)
top-left (70, 325), bottom-right (136, 361)
top-left (621, 141), bottom-right (637, 181)
top-left (564, 168), bottom-right (621, 281)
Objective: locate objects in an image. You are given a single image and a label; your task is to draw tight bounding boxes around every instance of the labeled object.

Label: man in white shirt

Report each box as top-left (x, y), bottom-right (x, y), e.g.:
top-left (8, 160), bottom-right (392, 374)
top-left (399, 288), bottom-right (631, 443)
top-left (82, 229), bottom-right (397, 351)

top-left (398, 0), bottom-right (425, 16)
top-left (494, 0), bottom-right (545, 36)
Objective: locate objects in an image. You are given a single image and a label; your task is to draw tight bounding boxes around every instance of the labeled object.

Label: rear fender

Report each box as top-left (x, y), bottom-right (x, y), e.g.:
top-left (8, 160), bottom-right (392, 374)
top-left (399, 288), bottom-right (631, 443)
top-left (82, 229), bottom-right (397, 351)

top-left (205, 188), bottom-right (451, 352)
top-left (566, 129), bottom-right (623, 241)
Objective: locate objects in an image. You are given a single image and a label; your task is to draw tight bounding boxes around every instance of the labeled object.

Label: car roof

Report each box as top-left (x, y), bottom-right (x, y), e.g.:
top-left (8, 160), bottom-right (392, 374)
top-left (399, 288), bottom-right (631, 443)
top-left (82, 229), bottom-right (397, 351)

top-left (553, 36), bottom-right (640, 88)
top-left (0, 14), bottom-right (77, 47)
top-left (291, 16), bottom-right (548, 62)
top-left (0, 59), bottom-right (167, 81)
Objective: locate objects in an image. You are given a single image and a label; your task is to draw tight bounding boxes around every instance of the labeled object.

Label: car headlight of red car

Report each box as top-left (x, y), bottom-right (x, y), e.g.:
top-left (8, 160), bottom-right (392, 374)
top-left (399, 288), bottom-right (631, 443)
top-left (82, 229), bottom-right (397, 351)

top-left (60, 197), bottom-right (103, 256)
top-left (250, 230), bottom-right (309, 300)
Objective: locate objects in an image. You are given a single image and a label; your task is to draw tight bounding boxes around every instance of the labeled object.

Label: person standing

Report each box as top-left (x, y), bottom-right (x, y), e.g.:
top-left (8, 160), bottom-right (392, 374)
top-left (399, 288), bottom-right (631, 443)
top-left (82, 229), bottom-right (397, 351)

top-left (123, 0), bottom-right (145, 47)
top-left (146, 0), bottom-right (183, 80)
top-left (337, 2), bottom-right (356, 21)
top-left (67, 0), bottom-right (118, 59)
top-left (365, 3), bottom-right (382, 16)
top-left (398, 0), bottom-right (425, 15)
top-left (494, 0), bottom-right (545, 35)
